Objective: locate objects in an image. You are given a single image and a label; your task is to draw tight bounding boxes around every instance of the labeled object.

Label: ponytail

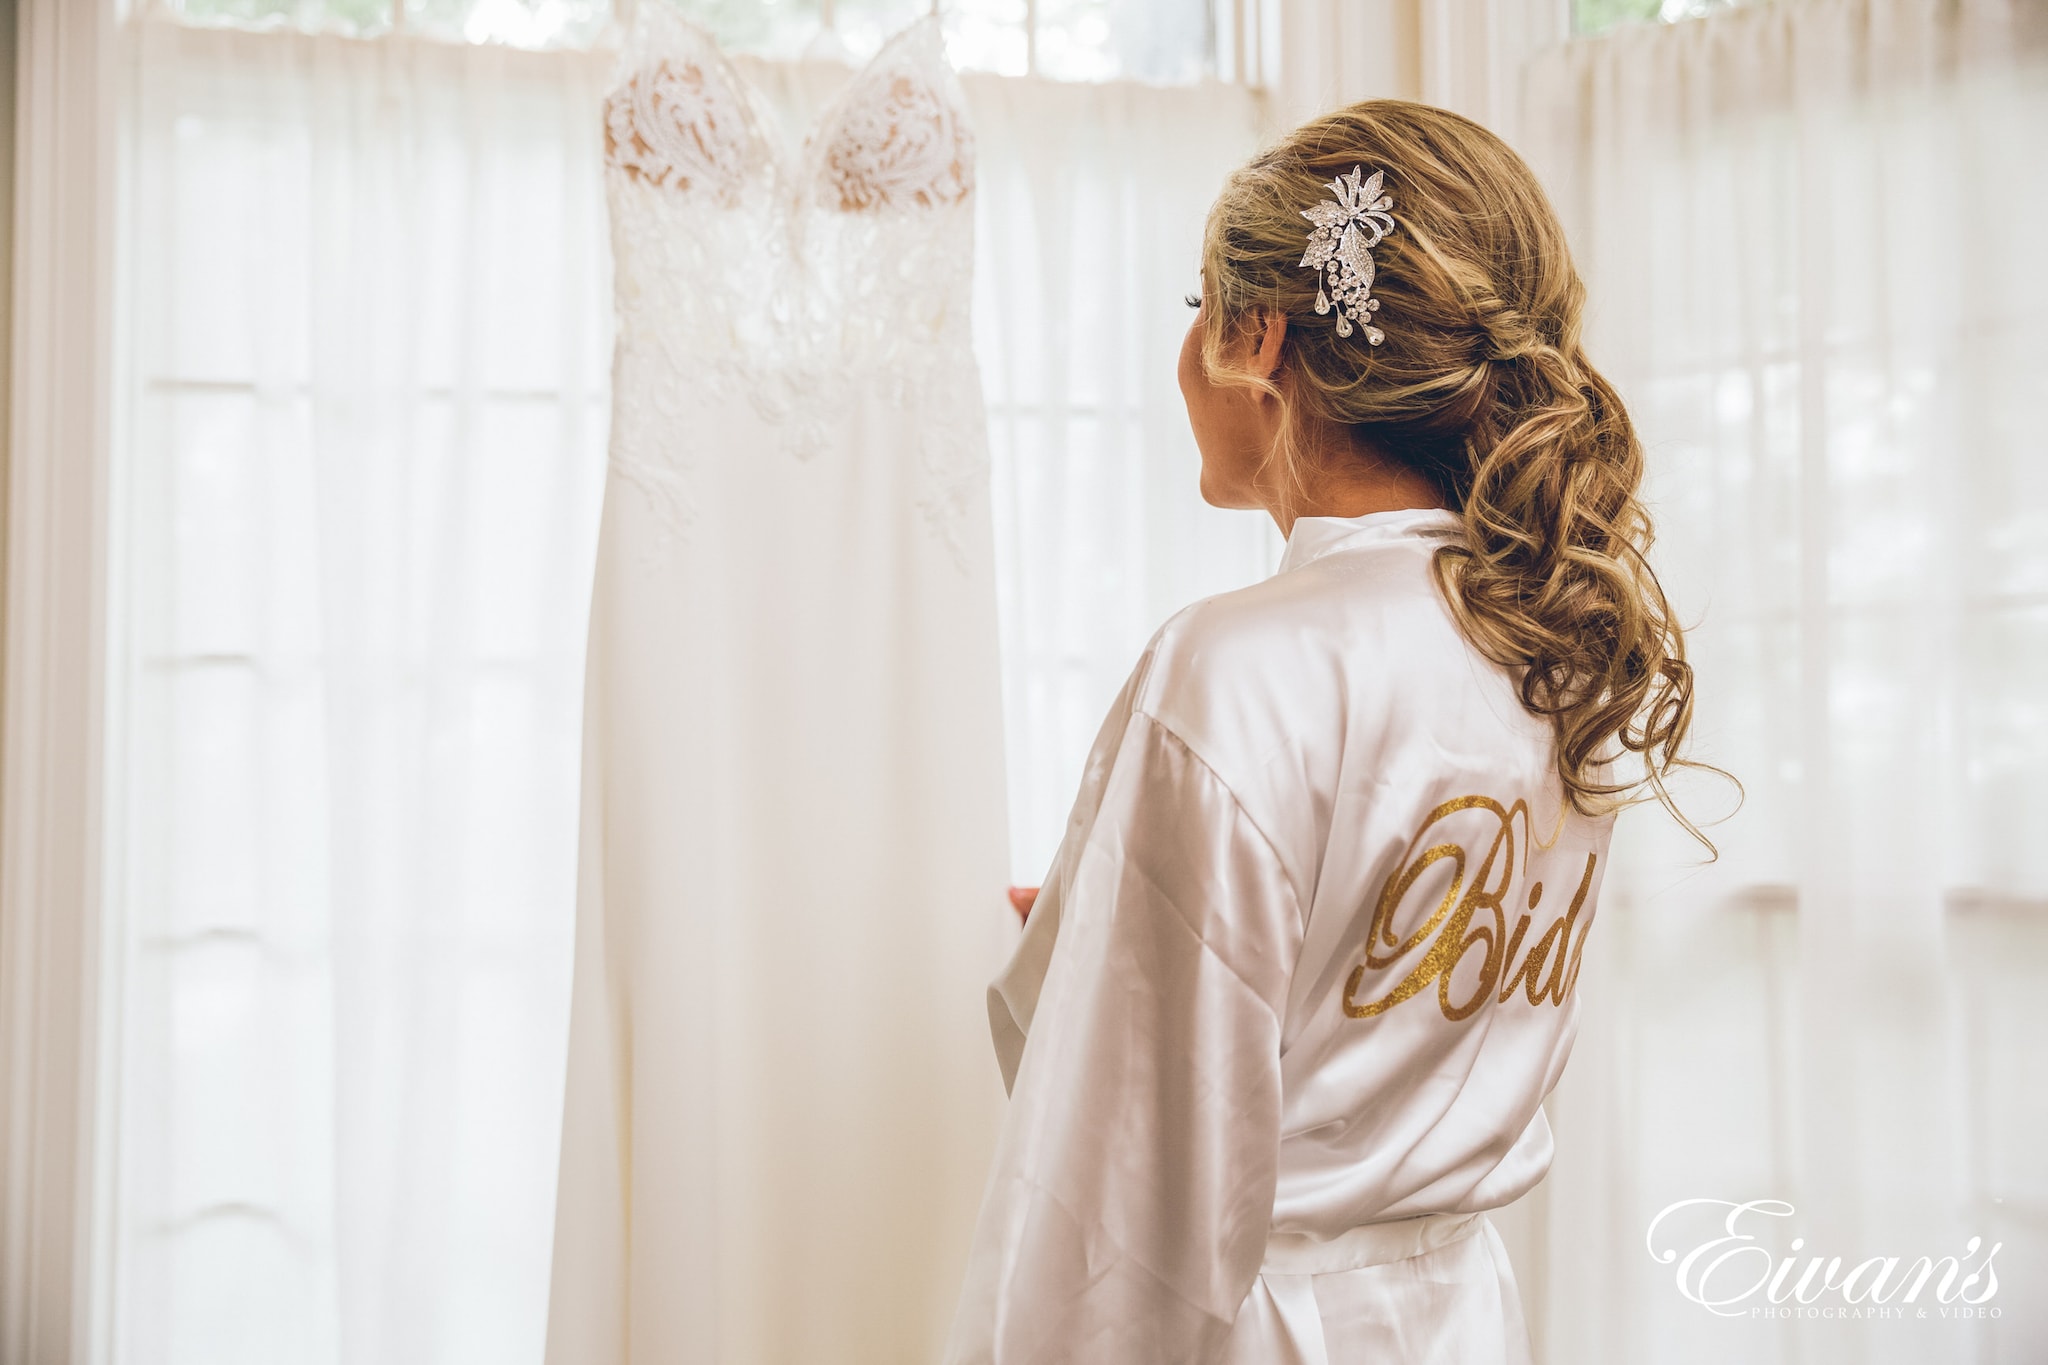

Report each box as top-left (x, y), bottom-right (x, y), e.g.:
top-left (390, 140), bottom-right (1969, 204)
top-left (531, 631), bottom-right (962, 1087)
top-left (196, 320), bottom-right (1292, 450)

top-left (1197, 98), bottom-right (1727, 849)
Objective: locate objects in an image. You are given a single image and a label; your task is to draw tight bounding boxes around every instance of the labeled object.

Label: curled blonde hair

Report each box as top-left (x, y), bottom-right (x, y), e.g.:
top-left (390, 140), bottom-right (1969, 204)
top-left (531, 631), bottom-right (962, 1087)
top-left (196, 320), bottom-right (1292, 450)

top-left (1199, 99), bottom-right (1719, 845)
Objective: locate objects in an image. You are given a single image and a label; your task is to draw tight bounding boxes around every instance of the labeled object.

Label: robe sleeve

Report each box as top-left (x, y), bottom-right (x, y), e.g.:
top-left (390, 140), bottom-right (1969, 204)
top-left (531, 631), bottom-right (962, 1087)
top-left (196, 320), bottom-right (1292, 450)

top-left (942, 706), bottom-right (1305, 1365)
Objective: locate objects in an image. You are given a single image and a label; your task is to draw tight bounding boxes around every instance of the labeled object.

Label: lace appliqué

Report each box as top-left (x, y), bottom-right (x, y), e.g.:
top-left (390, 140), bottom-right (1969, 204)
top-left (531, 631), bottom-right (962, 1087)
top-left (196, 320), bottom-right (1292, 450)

top-left (605, 59), bottom-right (763, 201)
top-left (912, 378), bottom-right (990, 577)
top-left (823, 73), bottom-right (974, 212)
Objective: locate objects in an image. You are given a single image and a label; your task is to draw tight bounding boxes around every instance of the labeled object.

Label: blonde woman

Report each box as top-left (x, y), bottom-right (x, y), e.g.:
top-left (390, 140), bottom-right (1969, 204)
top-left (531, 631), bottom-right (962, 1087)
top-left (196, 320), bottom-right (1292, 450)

top-left (941, 101), bottom-right (1704, 1364)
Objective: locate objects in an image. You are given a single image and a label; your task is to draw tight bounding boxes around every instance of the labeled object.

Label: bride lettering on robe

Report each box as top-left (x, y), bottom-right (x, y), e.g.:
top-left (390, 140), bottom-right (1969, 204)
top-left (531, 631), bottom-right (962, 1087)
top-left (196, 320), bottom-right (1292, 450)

top-left (1344, 794), bottom-right (1598, 1023)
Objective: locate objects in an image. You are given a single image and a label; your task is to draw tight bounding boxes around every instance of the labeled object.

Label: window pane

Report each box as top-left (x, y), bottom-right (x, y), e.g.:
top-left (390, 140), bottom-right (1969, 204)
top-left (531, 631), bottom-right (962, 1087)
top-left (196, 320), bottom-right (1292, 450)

top-left (673, 0), bottom-right (933, 63)
top-left (1106, 0), bottom-right (1212, 83)
top-left (1032, 0), bottom-right (1212, 83)
top-left (670, 0), bottom-right (819, 58)
top-left (173, 0), bottom-right (394, 36)
top-left (827, 0), bottom-right (938, 62)
top-left (1573, 0), bottom-right (1767, 37)
top-left (404, 0), bottom-right (611, 48)
top-left (948, 0), bottom-right (1030, 75)
top-left (1035, 0), bottom-right (1116, 80)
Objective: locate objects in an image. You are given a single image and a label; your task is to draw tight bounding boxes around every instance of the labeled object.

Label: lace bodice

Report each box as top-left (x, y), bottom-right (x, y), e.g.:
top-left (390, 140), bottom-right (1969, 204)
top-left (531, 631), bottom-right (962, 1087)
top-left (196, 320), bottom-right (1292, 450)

top-left (605, 20), bottom-right (973, 212)
top-left (602, 8), bottom-right (986, 571)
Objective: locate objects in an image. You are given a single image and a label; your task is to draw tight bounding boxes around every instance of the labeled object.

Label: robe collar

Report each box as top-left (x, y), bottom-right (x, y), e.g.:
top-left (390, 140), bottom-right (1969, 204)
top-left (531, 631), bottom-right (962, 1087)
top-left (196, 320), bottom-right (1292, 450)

top-left (1275, 505), bottom-right (1462, 577)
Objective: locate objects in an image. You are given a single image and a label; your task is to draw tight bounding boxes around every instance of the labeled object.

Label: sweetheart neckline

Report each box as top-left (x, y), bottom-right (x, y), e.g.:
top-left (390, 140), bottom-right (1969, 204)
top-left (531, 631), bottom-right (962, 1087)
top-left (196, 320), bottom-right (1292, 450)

top-left (607, 6), bottom-right (956, 177)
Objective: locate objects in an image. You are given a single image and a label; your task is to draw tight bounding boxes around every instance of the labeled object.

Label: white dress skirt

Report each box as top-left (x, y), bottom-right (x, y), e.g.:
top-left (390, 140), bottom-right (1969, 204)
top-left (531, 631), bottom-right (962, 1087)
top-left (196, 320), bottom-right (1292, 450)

top-left (942, 506), bottom-right (1616, 1364)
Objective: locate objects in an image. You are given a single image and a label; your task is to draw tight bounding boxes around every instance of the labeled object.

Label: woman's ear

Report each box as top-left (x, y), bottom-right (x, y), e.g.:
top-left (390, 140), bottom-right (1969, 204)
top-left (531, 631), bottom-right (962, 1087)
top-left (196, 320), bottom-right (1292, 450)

top-left (1253, 309), bottom-right (1288, 382)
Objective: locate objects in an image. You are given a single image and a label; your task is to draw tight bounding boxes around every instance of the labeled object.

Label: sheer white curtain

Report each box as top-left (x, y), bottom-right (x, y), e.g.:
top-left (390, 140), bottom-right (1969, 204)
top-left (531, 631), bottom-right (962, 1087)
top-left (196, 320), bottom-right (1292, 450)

top-left (962, 70), bottom-right (1278, 881)
top-left (107, 19), bottom-right (612, 1362)
top-left (101, 13), bottom-right (1271, 1362)
top-left (1510, 3), bottom-right (2048, 1361)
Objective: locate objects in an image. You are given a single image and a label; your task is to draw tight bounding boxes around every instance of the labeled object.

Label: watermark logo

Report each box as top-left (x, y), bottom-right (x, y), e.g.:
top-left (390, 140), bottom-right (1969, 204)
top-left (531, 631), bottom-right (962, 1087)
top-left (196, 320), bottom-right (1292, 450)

top-left (1646, 1199), bottom-right (2002, 1320)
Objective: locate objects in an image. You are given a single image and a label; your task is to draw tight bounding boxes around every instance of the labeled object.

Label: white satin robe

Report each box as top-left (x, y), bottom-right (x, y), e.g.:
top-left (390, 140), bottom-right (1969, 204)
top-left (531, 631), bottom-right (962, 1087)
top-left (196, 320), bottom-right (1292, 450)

top-left (941, 505), bottom-right (1617, 1365)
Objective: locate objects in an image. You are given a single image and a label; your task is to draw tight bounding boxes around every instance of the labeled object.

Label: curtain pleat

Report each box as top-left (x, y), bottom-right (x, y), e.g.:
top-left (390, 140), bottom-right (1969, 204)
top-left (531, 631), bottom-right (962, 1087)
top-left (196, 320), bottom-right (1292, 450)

top-left (110, 22), bottom-right (616, 1363)
top-left (960, 70), bottom-right (1279, 882)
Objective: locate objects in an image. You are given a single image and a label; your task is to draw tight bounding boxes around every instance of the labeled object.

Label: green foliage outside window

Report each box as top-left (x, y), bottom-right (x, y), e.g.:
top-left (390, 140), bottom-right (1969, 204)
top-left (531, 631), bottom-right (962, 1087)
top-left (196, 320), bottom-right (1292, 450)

top-left (1574, 0), bottom-right (1765, 36)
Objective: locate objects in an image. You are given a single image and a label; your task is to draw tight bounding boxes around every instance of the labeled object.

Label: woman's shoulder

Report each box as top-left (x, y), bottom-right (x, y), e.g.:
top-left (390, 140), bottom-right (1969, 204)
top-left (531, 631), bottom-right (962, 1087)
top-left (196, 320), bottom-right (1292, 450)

top-left (1130, 540), bottom-right (1466, 773)
top-left (1143, 536), bottom-right (1458, 684)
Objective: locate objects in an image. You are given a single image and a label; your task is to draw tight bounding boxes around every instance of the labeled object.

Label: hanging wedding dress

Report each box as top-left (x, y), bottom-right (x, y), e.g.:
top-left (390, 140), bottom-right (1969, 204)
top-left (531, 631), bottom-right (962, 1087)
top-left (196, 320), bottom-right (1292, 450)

top-left (546, 10), bottom-right (1012, 1364)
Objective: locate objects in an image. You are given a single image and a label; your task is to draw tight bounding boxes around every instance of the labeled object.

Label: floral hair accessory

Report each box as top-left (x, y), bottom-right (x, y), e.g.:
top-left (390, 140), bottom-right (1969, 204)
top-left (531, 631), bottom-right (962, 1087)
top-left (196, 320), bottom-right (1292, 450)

top-left (1299, 166), bottom-right (1396, 344)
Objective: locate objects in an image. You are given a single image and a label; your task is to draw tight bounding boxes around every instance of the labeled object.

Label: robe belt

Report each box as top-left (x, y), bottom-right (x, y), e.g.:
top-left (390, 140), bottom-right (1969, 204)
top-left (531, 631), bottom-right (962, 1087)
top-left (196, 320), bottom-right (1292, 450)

top-left (1259, 1210), bottom-right (1489, 1276)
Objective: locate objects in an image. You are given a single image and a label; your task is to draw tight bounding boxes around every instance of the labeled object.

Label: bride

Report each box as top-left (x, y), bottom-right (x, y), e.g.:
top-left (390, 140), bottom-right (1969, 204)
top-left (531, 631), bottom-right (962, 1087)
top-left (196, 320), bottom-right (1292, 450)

top-left (943, 98), bottom-right (1709, 1364)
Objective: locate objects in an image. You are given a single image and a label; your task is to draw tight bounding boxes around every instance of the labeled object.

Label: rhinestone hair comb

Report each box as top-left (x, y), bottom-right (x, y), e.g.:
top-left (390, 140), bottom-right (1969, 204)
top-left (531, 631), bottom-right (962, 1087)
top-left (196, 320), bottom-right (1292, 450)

top-left (1299, 166), bottom-right (1396, 345)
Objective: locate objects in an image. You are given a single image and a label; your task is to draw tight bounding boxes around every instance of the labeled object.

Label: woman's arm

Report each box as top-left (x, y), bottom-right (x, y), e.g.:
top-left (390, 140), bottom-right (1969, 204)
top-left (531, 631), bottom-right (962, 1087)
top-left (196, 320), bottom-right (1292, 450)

top-left (944, 708), bottom-right (1304, 1365)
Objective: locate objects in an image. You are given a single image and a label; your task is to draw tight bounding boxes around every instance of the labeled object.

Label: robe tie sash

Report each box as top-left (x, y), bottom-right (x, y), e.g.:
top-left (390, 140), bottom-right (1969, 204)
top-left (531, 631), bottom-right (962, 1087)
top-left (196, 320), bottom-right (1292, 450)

top-left (1236, 1213), bottom-right (1524, 1365)
top-left (1260, 1209), bottom-right (1488, 1275)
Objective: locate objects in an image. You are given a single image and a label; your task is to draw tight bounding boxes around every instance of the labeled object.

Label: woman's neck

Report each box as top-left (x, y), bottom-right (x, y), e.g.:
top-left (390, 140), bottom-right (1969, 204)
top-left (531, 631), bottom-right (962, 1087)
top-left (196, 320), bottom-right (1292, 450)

top-left (1265, 450), bottom-right (1448, 538)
